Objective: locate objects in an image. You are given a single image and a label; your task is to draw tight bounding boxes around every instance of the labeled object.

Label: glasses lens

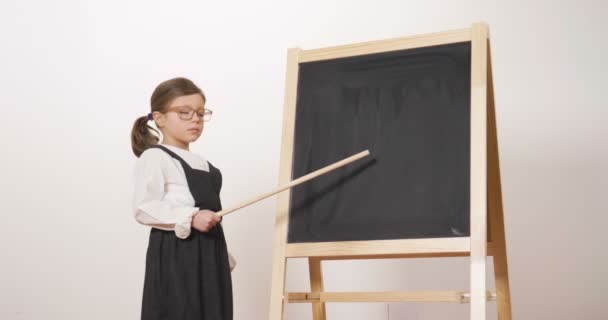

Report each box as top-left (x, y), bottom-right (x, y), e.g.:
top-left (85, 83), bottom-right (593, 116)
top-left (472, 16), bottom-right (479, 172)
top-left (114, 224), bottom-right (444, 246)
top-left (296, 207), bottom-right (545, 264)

top-left (177, 110), bottom-right (194, 120)
top-left (203, 109), bottom-right (212, 122)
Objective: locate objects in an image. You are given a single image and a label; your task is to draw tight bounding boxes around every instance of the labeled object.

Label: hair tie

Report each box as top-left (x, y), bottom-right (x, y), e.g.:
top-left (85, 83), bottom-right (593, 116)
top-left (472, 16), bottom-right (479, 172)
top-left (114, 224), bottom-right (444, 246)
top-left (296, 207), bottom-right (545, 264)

top-left (147, 112), bottom-right (153, 121)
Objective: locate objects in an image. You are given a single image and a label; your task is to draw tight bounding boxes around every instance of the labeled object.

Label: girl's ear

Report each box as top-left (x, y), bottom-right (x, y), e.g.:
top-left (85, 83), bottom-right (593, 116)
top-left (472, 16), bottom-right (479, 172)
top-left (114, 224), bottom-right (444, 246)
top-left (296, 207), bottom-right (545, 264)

top-left (153, 111), bottom-right (166, 128)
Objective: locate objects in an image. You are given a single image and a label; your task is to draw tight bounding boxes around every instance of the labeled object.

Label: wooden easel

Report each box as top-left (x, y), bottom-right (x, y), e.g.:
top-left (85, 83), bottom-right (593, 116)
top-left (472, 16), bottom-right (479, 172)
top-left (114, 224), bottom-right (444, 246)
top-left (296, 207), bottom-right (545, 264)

top-left (269, 23), bottom-right (511, 320)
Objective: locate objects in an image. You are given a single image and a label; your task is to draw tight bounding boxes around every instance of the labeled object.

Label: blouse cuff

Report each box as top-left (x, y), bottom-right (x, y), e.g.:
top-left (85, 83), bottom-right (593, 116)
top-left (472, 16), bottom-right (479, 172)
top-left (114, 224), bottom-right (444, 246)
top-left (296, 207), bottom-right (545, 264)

top-left (174, 207), bottom-right (199, 239)
top-left (228, 252), bottom-right (237, 271)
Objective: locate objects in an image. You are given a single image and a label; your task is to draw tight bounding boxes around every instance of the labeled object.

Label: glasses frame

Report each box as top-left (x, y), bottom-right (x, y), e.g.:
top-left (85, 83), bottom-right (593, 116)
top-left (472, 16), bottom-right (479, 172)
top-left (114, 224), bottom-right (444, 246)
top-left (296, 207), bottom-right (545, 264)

top-left (164, 106), bottom-right (213, 122)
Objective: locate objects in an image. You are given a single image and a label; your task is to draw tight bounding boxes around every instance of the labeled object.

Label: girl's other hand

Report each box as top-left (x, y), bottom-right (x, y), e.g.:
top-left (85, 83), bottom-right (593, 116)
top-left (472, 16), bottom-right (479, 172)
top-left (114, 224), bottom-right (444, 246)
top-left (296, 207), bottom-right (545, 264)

top-left (192, 210), bottom-right (221, 232)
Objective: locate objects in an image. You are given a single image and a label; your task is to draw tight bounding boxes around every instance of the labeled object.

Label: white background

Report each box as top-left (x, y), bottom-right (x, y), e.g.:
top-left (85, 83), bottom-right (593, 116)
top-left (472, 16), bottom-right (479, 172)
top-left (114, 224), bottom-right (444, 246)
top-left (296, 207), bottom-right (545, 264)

top-left (0, 0), bottom-right (606, 319)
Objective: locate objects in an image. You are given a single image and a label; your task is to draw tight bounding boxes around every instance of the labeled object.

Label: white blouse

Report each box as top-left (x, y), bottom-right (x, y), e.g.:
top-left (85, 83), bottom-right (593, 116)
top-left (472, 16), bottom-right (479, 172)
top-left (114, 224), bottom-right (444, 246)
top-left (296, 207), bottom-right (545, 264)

top-left (132, 143), bottom-right (236, 270)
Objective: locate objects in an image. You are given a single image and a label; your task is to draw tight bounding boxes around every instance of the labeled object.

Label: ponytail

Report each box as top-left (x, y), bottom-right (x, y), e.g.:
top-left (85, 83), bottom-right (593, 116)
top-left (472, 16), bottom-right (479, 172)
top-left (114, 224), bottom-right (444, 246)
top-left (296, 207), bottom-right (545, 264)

top-left (131, 115), bottom-right (160, 157)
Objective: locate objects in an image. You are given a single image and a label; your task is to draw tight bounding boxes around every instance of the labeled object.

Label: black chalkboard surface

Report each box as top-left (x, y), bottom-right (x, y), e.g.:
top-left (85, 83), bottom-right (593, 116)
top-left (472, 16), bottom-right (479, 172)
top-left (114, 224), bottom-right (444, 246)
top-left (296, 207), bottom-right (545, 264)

top-left (288, 42), bottom-right (472, 243)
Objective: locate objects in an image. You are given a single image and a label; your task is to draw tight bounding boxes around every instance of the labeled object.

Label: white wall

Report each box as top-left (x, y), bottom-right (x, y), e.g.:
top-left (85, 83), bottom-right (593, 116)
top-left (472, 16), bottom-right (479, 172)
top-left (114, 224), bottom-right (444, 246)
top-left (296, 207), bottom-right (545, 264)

top-left (1, 0), bottom-right (606, 319)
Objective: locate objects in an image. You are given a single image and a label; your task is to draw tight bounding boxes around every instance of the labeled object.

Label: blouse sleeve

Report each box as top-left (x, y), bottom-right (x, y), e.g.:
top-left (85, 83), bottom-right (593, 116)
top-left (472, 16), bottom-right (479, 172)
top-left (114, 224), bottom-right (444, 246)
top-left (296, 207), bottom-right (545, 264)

top-left (132, 149), bottom-right (199, 239)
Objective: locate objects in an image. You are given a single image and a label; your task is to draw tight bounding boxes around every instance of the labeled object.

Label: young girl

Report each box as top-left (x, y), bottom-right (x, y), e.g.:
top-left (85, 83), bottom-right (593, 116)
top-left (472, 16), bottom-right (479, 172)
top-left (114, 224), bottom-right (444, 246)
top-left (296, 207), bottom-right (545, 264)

top-left (131, 77), bottom-right (235, 320)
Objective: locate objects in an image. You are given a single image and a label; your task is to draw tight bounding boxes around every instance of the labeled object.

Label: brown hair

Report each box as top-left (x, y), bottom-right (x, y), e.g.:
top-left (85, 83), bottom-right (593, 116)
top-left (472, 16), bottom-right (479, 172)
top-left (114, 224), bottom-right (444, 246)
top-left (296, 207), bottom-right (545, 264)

top-left (131, 77), bottom-right (206, 157)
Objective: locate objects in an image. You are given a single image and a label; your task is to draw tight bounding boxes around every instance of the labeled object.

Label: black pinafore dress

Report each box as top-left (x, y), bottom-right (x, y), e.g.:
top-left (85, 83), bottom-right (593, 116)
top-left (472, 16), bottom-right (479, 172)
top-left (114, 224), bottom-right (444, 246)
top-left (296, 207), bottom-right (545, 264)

top-left (141, 145), bottom-right (233, 320)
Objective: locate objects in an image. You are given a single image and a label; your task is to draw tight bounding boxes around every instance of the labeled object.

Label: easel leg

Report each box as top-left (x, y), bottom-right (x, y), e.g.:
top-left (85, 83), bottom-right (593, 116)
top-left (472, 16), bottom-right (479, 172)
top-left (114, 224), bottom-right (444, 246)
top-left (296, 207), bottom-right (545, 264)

top-left (309, 258), bottom-right (327, 320)
top-left (470, 22), bottom-right (489, 320)
top-left (269, 252), bottom-right (287, 320)
top-left (492, 248), bottom-right (512, 320)
top-left (270, 47), bottom-right (302, 320)
top-left (487, 38), bottom-right (513, 320)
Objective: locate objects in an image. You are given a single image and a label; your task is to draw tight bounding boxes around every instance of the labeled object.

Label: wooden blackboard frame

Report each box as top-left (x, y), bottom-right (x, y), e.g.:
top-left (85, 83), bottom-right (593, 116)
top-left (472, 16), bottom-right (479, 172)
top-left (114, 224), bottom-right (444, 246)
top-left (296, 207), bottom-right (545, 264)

top-left (269, 23), bottom-right (511, 320)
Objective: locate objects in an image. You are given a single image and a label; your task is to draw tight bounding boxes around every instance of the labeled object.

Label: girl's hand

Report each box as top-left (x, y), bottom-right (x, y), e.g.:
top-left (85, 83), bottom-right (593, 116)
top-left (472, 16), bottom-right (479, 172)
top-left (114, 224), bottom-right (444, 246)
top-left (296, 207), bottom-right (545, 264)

top-left (192, 210), bottom-right (221, 232)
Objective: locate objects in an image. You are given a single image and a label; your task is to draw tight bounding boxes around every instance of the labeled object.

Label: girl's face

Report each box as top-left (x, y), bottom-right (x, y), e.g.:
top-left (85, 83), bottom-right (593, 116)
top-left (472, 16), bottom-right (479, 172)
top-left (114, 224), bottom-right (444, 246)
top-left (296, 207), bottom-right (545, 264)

top-left (155, 94), bottom-right (206, 149)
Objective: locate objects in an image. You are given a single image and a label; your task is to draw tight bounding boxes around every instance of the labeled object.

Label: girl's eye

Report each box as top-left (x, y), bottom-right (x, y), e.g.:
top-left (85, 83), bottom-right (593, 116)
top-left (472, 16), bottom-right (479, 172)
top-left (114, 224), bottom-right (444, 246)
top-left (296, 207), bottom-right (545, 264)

top-left (179, 111), bottom-right (190, 115)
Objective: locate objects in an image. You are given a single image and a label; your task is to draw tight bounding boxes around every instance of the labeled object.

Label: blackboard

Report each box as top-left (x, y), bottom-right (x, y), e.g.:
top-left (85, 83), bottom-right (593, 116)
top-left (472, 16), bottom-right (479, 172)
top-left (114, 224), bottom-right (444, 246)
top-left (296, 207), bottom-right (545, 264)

top-left (288, 42), bottom-right (472, 243)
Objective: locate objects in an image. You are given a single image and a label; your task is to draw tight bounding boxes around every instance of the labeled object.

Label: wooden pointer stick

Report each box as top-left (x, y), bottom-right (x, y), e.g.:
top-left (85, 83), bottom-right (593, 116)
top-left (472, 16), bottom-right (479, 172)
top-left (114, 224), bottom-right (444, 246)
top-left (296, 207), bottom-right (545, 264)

top-left (217, 150), bottom-right (370, 217)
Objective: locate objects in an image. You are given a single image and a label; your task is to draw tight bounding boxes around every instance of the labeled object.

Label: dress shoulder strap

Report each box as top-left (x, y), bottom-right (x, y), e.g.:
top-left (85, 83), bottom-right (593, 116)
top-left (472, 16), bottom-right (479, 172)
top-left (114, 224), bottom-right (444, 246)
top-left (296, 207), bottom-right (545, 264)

top-left (148, 145), bottom-right (192, 170)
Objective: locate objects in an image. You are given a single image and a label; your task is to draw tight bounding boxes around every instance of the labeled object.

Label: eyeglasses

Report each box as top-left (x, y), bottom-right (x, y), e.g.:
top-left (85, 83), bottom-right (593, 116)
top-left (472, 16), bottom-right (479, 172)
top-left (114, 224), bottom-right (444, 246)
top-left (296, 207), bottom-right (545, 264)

top-left (165, 107), bottom-right (213, 122)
